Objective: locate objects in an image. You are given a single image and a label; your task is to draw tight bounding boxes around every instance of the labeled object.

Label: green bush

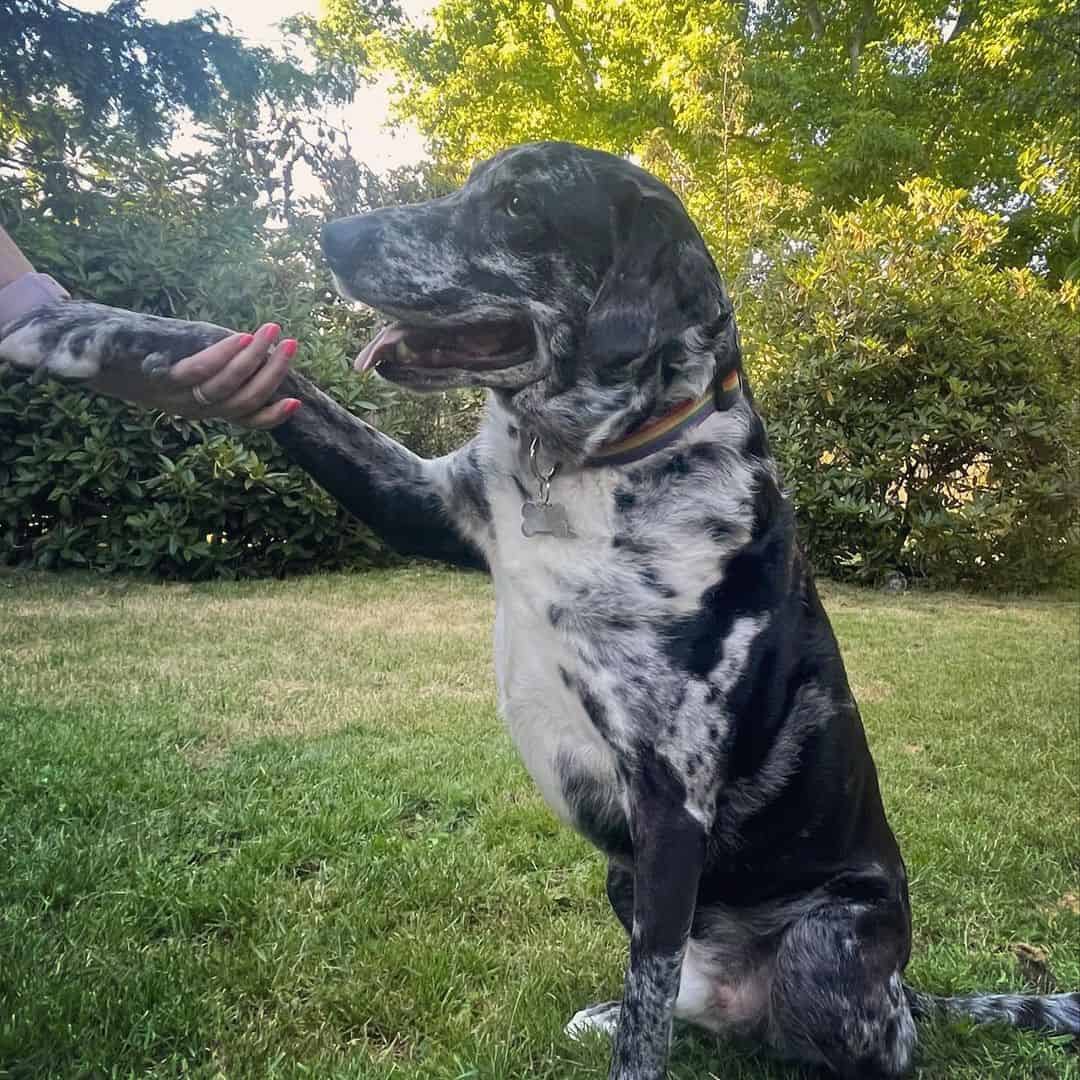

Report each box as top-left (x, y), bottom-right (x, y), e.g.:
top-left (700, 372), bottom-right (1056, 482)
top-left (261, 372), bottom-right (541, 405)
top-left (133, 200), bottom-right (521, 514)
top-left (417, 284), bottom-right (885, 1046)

top-left (0, 175), bottom-right (492, 578)
top-left (747, 181), bottom-right (1079, 591)
top-left (0, 379), bottom-right (388, 578)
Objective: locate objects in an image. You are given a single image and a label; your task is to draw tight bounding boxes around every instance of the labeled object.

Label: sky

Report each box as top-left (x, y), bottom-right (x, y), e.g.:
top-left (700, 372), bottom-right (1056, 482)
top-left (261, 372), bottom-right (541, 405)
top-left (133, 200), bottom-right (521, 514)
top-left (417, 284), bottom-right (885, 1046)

top-left (69, 0), bottom-right (431, 174)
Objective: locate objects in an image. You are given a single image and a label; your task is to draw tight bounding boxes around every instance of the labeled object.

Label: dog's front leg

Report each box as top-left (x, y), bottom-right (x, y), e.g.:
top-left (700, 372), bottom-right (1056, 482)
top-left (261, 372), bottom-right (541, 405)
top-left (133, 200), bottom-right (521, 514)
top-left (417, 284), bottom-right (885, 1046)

top-left (270, 370), bottom-right (489, 570)
top-left (0, 299), bottom-right (231, 381)
top-left (0, 300), bottom-right (490, 570)
top-left (609, 775), bottom-right (706, 1080)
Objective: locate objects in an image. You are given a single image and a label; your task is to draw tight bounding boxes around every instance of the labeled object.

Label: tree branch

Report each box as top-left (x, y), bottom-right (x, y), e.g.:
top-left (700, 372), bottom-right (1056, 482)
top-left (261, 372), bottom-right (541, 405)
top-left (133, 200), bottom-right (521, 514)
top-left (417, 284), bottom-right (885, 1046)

top-left (849, 0), bottom-right (875, 78)
top-left (944, 0), bottom-right (979, 45)
top-left (738, 0), bottom-right (752, 37)
top-left (546, 0), bottom-right (597, 93)
top-left (804, 0), bottom-right (826, 40)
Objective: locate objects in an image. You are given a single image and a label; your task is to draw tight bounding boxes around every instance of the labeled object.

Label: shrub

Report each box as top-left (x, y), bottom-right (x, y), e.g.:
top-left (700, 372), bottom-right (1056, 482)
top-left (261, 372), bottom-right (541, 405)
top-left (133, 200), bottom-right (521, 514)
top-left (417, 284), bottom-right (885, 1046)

top-left (747, 181), bottom-right (1079, 591)
top-left (0, 379), bottom-right (390, 578)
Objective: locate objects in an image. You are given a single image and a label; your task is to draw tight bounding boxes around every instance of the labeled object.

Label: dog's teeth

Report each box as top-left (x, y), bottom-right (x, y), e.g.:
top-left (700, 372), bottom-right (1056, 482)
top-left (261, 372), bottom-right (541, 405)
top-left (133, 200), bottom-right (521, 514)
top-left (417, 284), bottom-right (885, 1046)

top-left (396, 340), bottom-right (417, 363)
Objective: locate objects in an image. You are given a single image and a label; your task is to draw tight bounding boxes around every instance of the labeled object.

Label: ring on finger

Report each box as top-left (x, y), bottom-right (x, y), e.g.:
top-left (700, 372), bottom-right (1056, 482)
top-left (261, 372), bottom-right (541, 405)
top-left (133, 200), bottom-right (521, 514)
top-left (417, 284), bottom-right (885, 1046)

top-left (191, 384), bottom-right (213, 407)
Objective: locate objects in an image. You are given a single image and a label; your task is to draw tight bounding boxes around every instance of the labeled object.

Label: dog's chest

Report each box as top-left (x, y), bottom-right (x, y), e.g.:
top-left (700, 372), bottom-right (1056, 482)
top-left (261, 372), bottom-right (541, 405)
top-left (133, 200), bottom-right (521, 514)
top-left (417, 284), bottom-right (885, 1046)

top-left (478, 421), bottom-right (753, 842)
top-left (488, 466), bottom-right (627, 829)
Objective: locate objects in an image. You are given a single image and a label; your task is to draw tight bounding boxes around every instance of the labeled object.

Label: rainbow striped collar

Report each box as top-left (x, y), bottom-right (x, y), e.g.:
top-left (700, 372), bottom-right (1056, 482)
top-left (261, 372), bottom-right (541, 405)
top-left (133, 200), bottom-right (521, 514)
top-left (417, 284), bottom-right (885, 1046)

top-left (585, 368), bottom-right (742, 468)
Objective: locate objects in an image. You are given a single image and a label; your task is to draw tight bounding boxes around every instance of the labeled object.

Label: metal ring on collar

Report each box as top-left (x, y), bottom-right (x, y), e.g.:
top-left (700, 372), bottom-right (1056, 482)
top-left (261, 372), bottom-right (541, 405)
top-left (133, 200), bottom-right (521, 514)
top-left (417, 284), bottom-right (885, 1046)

top-left (528, 437), bottom-right (558, 485)
top-left (191, 384), bottom-right (213, 407)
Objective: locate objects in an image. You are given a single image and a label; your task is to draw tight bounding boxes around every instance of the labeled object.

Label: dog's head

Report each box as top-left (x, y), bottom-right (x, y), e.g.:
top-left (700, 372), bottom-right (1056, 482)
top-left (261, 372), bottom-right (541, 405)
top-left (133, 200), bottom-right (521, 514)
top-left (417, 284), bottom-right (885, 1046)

top-left (322, 141), bottom-right (740, 459)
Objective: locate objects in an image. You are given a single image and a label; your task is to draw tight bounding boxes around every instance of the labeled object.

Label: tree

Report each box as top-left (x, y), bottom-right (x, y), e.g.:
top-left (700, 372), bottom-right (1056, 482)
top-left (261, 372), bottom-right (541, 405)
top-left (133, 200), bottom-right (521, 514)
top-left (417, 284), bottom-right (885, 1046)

top-left (2, 0), bottom-right (316, 216)
top-left (305, 0), bottom-right (1079, 589)
top-left (317, 0), bottom-right (1079, 279)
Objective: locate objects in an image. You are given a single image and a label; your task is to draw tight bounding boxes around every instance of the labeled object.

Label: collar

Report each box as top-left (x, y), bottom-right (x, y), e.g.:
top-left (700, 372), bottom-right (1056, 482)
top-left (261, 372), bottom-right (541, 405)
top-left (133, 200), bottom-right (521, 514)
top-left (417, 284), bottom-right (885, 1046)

top-left (584, 367), bottom-right (741, 468)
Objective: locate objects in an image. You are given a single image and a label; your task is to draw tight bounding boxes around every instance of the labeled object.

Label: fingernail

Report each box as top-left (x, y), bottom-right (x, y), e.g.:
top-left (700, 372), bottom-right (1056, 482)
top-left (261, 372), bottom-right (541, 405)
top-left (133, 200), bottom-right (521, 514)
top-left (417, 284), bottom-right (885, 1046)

top-left (283, 398), bottom-right (302, 416)
top-left (281, 339), bottom-right (298, 359)
top-left (261, 323), bottom-right (281, 340)
top-left (237, 333), bottom-right (255, 347)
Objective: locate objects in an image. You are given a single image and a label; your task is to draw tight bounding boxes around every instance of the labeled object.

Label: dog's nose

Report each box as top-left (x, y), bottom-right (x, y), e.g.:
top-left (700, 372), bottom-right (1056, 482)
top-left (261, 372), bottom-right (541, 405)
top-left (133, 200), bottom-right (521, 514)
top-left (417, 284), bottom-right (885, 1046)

top-left (321, 217), bottom-right (366, 271)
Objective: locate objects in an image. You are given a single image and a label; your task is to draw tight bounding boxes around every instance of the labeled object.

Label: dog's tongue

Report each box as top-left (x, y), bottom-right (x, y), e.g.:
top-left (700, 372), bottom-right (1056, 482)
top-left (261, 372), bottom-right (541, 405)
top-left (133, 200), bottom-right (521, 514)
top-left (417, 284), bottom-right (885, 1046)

top-left (355, 325), bottom-right (407, 373)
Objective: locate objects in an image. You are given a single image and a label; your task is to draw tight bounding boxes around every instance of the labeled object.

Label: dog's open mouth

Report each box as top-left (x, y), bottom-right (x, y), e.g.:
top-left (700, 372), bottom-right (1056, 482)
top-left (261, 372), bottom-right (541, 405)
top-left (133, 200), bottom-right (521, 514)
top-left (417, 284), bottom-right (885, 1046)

top-left (355, 319), bottom-right (534, 374)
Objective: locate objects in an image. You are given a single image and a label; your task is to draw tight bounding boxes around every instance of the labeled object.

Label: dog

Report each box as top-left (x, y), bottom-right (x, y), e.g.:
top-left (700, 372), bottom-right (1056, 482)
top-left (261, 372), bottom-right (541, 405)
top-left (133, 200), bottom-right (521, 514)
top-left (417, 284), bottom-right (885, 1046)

top-left (2, 141), bottom-right (1077, 1079)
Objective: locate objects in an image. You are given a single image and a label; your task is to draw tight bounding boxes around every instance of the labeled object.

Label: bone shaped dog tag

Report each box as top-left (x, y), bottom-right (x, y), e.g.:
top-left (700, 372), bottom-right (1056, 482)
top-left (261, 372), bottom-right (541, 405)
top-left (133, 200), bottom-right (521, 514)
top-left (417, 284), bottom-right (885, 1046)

top-left (521, 499), bottom-right (574, 538)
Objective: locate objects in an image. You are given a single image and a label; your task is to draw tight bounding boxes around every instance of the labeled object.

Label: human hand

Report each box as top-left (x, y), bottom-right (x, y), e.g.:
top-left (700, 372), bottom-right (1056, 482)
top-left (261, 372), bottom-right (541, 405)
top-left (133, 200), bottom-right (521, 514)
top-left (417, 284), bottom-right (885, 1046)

top-left (92, 322), bottom-right (301, 430)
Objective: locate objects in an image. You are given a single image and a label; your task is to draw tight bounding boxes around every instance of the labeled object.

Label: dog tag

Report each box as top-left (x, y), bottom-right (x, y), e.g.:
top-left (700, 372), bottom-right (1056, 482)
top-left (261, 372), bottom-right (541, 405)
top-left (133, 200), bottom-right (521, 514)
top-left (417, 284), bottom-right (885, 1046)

top-left (521, 499), bottom-right (574, 538)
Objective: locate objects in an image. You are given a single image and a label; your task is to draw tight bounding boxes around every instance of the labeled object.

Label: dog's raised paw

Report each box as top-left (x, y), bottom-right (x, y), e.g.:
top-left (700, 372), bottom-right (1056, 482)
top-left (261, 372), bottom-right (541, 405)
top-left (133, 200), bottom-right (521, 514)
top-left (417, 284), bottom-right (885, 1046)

top-left (0, 301), bottom-right (108, 382)
top-left (565, 1000), bottom-right (621, 1040)
top-left (1, 301), bottom-right (231, 386)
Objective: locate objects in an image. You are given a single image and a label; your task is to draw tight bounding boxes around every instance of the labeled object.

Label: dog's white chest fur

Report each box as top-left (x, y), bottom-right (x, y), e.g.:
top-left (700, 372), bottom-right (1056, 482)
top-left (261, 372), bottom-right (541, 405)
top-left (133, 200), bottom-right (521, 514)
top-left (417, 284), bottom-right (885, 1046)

top-left (489, 461), bottom-right (624, 826)
top-left (475, 406), bottom-right (758, 836)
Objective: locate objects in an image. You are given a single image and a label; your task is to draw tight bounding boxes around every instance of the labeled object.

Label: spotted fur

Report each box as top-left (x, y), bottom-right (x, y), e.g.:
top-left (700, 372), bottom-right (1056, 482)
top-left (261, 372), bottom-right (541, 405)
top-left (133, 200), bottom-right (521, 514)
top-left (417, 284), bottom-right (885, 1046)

top-left (905, 987), bottom-right (1080, 1037)
top-left (3, 141), bottom-right (1076, 1079)
top-left (0, 301), bottom-right (228, 381)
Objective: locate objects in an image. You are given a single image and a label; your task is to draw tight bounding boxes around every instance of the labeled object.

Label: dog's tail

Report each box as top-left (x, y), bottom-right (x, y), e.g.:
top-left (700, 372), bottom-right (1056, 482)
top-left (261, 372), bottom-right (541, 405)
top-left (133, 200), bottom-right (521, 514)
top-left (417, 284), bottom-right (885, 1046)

top-left (904, 984), bottom-right (1080, 1036)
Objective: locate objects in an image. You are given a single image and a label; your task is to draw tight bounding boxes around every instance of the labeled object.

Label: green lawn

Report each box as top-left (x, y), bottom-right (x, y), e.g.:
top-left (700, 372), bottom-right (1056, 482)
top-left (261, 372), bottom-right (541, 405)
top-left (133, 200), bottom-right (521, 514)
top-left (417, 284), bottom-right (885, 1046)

top-left (1, 568), bottom-right (1077, 1080)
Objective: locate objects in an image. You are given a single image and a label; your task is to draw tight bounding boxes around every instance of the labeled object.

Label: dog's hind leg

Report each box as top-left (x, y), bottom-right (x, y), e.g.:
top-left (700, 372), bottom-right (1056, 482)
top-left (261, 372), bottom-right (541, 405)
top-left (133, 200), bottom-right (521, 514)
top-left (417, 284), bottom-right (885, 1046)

top-left (768, 902), bottom-right (916, 1079)
top-left (604, 857), bottom-right (635, 934)
top-left (566, 860), bottom-right (772, 1047)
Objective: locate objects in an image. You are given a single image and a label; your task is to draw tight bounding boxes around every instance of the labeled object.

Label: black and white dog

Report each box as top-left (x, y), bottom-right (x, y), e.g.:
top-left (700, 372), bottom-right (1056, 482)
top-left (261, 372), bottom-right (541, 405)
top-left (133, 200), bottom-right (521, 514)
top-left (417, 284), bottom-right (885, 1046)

top-left (2, 141), bottom-right (1077, 1079)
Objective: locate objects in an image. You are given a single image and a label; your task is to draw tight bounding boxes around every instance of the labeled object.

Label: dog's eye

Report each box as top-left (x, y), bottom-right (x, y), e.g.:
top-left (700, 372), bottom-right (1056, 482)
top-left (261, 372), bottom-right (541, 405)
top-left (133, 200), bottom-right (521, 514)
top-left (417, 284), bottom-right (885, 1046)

top-left (505, 192), bottom-right (527, 218)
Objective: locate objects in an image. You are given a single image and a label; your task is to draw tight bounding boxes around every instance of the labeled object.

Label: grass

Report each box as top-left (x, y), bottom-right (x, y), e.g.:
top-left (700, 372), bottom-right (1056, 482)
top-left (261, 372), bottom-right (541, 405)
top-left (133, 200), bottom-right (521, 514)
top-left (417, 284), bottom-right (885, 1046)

top-left (0, 566), bottom-right (1077, 1080)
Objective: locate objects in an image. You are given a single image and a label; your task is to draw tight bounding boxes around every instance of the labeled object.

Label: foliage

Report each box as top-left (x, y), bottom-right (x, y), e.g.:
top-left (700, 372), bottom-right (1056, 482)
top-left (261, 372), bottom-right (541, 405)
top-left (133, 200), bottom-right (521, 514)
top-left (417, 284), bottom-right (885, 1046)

top-left (750, 181), bottom-right (1080, 590)
top-left (0, 0), bottom-right (358, 223)
top-left (1, 0), bottom-right (280, 143)
top-left (336, 0), bottom-right (1080, 281)
top-left (316, 0), bottom-right (1080, 589)
top-left (0, 153), bottom-right (482, 577)
top-left (0, 0), bottom-right (488, 579)
top-left (0, 383), bottom-right (380, 578)
top-left (2, 0), bottom-right (1077, 588)
top-left (0, 153), bottom-right (491, 576)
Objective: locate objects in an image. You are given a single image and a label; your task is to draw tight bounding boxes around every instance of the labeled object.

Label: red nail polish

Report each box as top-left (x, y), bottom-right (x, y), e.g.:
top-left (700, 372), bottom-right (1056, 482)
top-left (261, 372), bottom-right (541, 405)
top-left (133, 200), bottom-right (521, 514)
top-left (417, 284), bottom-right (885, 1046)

top-left (237, 333), bottom-right (255, 347)
top-left (262, 322), bottom-right (281, 339)
top-left (281, 339), bottom-right (298, 359)
top-left (283, 398), bottom-right (302, 416)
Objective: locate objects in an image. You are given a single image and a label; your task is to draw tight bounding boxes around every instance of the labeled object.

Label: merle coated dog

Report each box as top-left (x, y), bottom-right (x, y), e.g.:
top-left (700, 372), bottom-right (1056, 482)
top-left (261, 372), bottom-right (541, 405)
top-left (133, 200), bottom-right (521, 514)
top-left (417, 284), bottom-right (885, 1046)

top-left (2, 141), bottom-right (1077, 1079)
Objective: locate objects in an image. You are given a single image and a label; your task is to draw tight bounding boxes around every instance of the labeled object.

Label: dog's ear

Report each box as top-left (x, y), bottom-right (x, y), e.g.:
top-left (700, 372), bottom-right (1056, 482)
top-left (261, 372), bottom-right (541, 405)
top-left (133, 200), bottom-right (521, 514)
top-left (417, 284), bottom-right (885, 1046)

top-left (585, 181), bottom-right (720, 369)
